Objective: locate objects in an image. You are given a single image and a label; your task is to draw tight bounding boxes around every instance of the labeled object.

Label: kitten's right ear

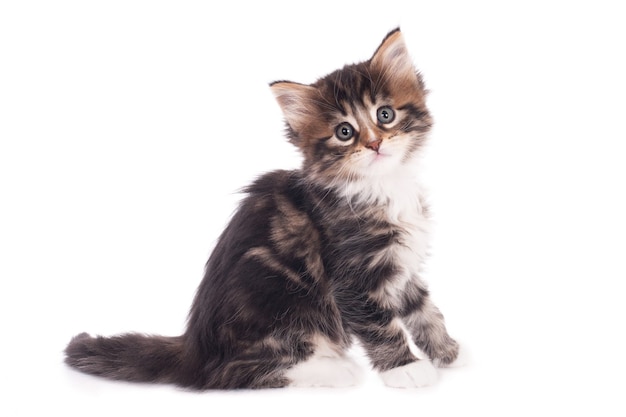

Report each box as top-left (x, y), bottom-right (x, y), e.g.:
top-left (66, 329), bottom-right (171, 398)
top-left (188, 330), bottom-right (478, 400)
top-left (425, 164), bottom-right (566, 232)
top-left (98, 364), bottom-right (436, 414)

top-left (270, 81), bottom-right (317, 137)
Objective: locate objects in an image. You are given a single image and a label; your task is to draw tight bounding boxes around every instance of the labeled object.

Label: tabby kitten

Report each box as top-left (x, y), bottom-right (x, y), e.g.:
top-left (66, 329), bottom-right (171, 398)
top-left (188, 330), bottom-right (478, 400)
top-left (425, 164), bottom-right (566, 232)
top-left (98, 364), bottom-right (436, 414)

top-left (65, 28), bottom-right (462, 389)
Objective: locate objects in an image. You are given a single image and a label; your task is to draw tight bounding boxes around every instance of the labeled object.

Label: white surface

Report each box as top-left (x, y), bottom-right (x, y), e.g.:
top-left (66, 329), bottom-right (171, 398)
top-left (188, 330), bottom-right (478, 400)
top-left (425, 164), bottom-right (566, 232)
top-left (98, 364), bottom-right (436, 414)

top-left (1, 1), bottom-right (625, 416)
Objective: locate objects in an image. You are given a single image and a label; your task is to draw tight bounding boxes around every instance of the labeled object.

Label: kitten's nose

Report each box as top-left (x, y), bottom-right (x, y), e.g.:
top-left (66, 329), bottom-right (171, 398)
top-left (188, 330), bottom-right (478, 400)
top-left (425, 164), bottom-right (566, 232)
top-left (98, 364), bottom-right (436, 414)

top-left (366, 139), bottom-right (382, 152)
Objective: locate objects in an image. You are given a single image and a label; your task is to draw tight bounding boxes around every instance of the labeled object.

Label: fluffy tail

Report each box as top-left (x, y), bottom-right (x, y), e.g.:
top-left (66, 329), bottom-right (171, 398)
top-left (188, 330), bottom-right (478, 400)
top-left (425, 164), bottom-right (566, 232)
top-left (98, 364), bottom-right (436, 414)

top-left (65, 332), bottom-right (185, 384)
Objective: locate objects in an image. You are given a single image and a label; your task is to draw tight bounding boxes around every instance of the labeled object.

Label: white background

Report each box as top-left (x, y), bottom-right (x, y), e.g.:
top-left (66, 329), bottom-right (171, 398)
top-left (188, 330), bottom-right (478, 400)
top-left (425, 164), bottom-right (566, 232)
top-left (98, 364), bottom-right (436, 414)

top-left (1, 1), bottom-right (625, 415)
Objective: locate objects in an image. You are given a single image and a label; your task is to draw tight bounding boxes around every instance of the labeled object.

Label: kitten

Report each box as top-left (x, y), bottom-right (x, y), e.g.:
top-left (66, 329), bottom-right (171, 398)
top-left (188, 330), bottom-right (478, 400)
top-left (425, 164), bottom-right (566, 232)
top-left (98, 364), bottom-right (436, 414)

top-left (65, 28), bottom-right (461, 389)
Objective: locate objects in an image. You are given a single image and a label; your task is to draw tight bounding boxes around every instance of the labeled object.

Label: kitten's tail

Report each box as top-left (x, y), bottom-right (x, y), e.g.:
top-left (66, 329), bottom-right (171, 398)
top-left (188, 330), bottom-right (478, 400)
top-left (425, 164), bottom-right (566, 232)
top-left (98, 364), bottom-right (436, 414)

top-left (65, 332), bottom-right (185, 385)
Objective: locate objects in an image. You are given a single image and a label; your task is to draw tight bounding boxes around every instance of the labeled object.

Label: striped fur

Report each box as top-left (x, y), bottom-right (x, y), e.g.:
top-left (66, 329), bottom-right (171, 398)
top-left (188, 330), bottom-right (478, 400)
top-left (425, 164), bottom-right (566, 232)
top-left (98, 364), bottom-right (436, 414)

top-left (65, 28), bottom-right (459, 389)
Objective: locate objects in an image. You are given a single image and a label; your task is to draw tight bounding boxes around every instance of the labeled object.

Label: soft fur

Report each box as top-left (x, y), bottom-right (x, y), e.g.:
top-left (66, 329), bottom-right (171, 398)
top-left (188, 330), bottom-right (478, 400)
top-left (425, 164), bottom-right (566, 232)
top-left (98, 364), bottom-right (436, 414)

top-left (65, 28), bottom-right (460, 389)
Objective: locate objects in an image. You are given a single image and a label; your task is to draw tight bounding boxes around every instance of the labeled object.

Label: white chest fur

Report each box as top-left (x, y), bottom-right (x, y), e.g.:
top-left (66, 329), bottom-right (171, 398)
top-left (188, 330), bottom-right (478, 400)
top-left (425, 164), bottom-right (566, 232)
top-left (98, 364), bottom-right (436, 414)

top-left (380, 190), bottom-right (430, 309)
top-left (340, 168), bottom-right (431, 309)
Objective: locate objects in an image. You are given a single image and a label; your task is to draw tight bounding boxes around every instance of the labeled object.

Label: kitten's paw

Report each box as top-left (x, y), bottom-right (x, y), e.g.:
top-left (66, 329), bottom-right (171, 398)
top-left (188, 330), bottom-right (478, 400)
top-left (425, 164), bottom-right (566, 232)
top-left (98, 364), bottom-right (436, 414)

top-left (444, 343), bottom-right (469, 368)
top-left (433, 342), bottom-right (469, 368)
top-left (287, 356), bottom-right (362, 388)
top-left (380, 360), bottom-right (438, 388)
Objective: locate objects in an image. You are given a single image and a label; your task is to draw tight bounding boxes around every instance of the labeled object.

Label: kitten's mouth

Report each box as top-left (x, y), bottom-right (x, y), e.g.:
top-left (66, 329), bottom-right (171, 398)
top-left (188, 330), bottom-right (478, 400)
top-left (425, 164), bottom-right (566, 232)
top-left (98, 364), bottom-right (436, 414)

top-left (368, 151), bottom-right (389, 165)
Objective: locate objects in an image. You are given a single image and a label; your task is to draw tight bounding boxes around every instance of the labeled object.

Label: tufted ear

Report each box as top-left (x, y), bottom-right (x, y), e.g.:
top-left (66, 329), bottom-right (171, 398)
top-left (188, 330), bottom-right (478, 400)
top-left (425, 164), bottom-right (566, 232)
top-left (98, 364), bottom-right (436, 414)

top-left (370, 28), bottom-right (420, 88)
top-left (270, 81), bottom-right (317, 137)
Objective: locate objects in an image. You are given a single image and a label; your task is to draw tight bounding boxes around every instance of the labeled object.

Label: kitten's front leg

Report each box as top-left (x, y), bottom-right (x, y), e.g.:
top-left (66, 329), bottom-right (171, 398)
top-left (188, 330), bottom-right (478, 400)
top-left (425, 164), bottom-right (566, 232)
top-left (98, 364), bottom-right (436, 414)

top-left (343, 299), bottom-right (438, 388)
top-left (403, 293), bottom-right (461, 367)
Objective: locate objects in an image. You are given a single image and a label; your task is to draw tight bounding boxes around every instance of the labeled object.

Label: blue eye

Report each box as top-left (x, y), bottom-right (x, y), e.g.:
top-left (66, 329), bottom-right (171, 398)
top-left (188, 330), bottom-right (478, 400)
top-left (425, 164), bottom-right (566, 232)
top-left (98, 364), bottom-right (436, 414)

top-left (377, 106), bottom-right (395, 124)
top-left (335, 122), bottom-right (355, 141)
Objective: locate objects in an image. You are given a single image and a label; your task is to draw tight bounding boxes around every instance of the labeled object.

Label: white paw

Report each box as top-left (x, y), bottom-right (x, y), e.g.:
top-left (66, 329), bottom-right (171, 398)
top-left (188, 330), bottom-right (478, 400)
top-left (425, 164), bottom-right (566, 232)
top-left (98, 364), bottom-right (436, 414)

top-left (380, 360), bottom-right (438, 388)
top-left (286, 356), bottom-right (362, 388)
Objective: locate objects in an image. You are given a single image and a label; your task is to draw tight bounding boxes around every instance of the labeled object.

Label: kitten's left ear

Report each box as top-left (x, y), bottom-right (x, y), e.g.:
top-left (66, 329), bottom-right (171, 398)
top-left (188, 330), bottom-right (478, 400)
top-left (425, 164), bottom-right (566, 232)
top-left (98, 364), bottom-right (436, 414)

top-left (370, 28), bottom-right (420, 87)
top-left (270, 81), bottom-right (317, 139)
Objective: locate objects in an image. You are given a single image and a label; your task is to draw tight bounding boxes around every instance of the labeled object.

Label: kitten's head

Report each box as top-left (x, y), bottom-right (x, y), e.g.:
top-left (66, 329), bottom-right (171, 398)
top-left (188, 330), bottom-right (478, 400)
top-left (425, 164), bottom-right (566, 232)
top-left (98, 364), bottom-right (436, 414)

top-left (271, 28), bottom-right (432, 188)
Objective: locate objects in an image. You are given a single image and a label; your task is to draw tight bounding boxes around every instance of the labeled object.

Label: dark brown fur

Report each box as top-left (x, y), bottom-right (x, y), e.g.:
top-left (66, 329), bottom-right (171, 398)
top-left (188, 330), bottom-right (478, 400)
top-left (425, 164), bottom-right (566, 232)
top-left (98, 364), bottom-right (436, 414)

top-left (65, 28), bottom-right (459, 389)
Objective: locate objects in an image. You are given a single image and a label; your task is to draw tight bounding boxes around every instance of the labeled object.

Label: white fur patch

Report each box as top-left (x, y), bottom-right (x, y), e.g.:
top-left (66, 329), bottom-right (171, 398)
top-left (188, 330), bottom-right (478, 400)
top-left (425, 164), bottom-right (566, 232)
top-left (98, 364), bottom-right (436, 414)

top-left (380, 360), bottom-right (438, 388)
top-left (285, 335), bottom-right (362, 388)
top-left (355, 165), bottom-right (431, 309)
top-left (286, 356), bottom-right (362, 388)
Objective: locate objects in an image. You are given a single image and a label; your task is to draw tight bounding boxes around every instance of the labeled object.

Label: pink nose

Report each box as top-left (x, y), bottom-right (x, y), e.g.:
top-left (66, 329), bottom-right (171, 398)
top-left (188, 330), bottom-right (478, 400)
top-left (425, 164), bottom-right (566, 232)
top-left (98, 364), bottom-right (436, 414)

top-left (366, 139), bottom-right (382, 152)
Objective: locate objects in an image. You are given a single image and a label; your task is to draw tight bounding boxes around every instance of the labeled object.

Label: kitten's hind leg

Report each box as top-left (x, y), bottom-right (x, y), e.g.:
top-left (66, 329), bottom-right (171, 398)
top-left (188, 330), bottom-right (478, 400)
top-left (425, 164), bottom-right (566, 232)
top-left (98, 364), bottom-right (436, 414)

top-left (285, 335), bottom-right (362, 388)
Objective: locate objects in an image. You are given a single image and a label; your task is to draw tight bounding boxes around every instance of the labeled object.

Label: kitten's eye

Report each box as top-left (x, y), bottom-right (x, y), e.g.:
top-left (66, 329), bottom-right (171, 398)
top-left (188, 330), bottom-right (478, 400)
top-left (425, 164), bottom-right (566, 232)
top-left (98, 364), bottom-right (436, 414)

top-left (335, 122), bottom-right (355, 141)
top-left (377, 106), bottom-right (396, 124)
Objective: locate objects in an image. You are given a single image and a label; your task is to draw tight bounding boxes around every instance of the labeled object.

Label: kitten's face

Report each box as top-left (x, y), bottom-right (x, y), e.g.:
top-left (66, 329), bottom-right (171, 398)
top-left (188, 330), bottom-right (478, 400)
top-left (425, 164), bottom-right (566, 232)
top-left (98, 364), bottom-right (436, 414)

top-left (272, 29), bottom-right (432, 185)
